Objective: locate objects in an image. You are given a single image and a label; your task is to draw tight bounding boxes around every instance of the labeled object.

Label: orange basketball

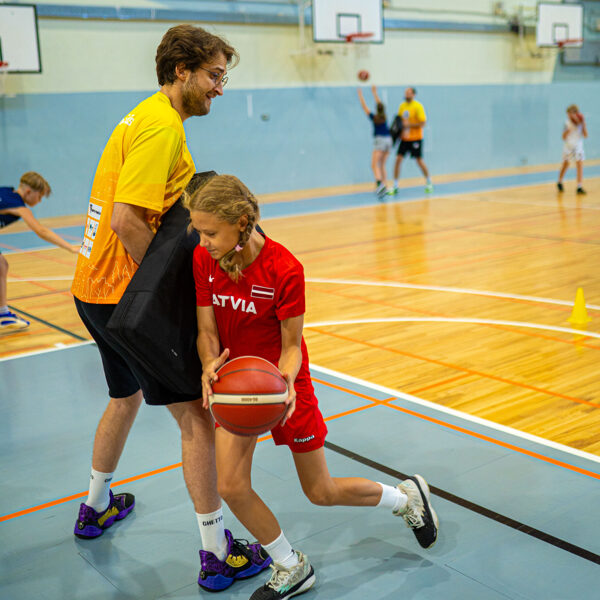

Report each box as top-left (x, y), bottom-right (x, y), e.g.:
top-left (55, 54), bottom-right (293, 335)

top-left (210, 356), bottom-right (288, 436)
top-left (358, 70), bottom-right (370, 82)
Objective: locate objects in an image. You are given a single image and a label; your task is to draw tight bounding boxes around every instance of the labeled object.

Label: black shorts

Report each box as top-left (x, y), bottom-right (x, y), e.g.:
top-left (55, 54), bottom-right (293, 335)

top-left (398, 139), bottom-right (423, 159)
top-left (74, 297), bottom-right (200, 406)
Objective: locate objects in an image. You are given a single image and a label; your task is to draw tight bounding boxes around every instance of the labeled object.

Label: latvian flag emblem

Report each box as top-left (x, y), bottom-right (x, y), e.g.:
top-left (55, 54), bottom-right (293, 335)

top-left (251, 285), bottom-right (275, 300)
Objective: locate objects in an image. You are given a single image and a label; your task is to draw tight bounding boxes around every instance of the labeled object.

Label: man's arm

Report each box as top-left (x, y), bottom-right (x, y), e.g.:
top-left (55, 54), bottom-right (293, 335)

top-left (111, 202), bottom-right (155, 264)
top-left (7, 206), bottom-right (77, 253)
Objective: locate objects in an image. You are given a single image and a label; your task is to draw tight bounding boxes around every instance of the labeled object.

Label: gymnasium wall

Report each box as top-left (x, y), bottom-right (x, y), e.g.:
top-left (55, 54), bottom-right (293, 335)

top-left (1, 1), bottom-right (598, 219)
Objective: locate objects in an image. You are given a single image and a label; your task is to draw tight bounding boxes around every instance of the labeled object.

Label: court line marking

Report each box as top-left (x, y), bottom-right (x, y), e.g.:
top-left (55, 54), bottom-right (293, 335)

top-left (0, 340), bottom-right (94, 362)
top-left (309, 363), bottom-right (600, 466)
top-left (324, 441), bottom-right (600, 566)
top-left (1, 372), bottom-right (597, 525)
top-left (305, 316), bottom-right (600, 339)
top-left (306, 278), bottom-right (600, 311)
top-left (7, 304), bottom-right (88, 342)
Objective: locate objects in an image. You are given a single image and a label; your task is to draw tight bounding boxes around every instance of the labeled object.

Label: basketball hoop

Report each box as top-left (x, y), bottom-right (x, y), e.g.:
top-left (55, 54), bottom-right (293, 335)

top-left (345, 32), bottom-right (374, 44)
top-left (556, 38), bottom-right (583, 51)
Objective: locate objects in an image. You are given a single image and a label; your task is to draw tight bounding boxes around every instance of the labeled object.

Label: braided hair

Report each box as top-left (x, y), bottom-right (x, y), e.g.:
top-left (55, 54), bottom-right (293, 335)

top-left (184, 174), bottom-right (260, 282)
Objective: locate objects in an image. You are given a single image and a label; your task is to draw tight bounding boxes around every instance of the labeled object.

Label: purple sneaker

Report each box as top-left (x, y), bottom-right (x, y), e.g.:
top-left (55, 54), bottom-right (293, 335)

top-left (198, 529), bottom-right (272, 592)
top-left (74, 490), bottom-right (135, 539)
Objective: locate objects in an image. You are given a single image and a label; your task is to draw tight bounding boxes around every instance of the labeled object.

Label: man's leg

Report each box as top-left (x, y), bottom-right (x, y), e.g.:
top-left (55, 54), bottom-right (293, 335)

top-left (416, 156), bottom-right (433, 192)
top-left (167, 399), bottom-right (221, 513)
top-left (92, 391), bottom-right (143, 474)
top-left (168, 401), bottom-right (271, 592)
top-left (392, 154), bottom-right (404, 194)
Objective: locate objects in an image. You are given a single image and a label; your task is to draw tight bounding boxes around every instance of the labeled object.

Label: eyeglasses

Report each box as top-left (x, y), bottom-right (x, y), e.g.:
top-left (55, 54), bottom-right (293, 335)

top-left (198, 66), bottom-right (228, 88)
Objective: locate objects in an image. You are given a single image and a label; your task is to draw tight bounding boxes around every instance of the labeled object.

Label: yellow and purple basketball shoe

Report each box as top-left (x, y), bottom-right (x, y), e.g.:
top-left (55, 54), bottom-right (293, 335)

top-left (198, 529), bottom-right (272, 592)
top-left (74, 490), bottom-right (135, 539)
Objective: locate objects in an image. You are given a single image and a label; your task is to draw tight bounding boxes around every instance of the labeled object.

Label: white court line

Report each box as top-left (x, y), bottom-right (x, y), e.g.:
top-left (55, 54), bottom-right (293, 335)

top-left (0, 340), bottom-right (94, 362)
top-left (2, 339), bottom-right (597, 466)
top-left (305, 317), bottom-right (600, 339)
top-left (309, 363), bottom-right (600, 466)
top-left (306, 278), bottom-right (600, 311)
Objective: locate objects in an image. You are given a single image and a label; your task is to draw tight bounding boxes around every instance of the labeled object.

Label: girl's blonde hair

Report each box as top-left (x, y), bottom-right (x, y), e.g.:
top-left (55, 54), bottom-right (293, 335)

top-left (184, 174), bottom-right (260, 282)
top-left (566, 104), bottom-right (580, 114)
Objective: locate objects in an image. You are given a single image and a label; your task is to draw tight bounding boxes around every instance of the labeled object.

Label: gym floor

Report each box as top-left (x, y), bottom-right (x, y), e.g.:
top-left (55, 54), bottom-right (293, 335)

top-left (1, 166), bottom-right (599, 599)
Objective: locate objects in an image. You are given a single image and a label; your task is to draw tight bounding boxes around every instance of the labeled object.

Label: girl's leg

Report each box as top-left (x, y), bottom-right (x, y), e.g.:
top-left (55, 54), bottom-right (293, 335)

top-left (293, 447), bottom-right (438, 549)
top-left (379, 151), bottom-right (389, 186)
top-left (558, 160), bottom-right (569, 183)
top-left (576, 160), bottom-right (584, 187)
top-left (215, 427), bottom-right (281, 544)
top-left (372, 150), bottom-right (383, 183)
top-left (292, 446), bottom-right (396, 507)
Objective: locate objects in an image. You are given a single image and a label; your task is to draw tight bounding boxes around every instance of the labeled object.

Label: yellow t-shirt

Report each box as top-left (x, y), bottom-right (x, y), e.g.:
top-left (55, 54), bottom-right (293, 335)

top-left (398, 100), bottom-right (426, 142)
top-left (72, 92), bottom-right (195, 303)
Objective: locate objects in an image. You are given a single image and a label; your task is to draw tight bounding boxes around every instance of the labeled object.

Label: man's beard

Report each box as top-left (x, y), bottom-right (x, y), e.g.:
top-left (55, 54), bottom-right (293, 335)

top-left (182, 78), bottom-right (209, 116)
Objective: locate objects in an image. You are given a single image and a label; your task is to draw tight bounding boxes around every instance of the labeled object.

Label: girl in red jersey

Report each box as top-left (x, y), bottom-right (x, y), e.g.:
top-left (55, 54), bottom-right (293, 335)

top-left (188, 175), bottom-right (438, 600)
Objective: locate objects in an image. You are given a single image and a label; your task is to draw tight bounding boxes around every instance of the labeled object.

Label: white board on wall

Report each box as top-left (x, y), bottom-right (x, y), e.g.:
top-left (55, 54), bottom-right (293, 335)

top-left (312, 0), bottom-right (384, 43)
top-left (536, 2), bottom-right (583, 47)
top-left (0, 3), bottom-right (41, 72)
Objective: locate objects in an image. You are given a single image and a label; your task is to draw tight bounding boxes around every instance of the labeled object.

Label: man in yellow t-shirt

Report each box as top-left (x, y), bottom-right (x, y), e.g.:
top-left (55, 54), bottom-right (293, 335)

top-left (390, 87), bottom-right (433, 195)
top-left (70, 25), bottom-right (272, 589)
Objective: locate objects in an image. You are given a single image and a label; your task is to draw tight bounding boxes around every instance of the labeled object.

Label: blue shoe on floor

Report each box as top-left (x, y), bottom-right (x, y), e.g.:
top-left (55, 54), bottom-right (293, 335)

top-left (74, 490), bottom-right (135, 539)
top-left (0, 310), bottom-right (30, 332)
top-left (198, 529), bottom-right (272, 591)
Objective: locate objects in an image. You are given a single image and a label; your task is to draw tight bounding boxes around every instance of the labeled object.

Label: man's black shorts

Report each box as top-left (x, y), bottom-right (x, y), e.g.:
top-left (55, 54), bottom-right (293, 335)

top-left (74, 297), bottom-right (200, 406)
top-left (397, 139), bottom-right (423, 158)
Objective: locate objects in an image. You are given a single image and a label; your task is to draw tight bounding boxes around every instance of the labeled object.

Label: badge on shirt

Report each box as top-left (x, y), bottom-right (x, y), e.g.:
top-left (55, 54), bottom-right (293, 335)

top-left (251, 285), bottom-right (275, 300)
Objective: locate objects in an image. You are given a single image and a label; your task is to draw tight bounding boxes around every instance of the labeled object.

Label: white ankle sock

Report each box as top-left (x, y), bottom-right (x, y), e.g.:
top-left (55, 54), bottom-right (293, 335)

top-left (377, 482), bottom-right (407, 513)
top-left (86, 469), bottom-right (113, 512)
top-left (264, 531), bottom-right (298, 569)
top-left (196, 508), bottom-right (228, 561)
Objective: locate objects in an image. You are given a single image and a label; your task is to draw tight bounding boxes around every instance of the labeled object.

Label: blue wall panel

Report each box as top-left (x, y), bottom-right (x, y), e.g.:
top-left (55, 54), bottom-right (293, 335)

top-left (1, 82), bottom-right (598, 219)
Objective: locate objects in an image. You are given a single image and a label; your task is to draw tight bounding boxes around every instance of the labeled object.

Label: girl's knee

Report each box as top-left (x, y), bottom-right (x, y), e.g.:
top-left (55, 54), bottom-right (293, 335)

top-left (218, 477), bottom-right (251, 505)
top-left (303, 484), bottom-right (335, 506)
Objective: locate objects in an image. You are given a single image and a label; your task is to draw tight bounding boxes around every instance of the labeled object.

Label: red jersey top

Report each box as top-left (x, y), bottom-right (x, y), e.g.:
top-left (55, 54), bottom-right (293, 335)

top-left (193, 236), bottom-right (314, 394)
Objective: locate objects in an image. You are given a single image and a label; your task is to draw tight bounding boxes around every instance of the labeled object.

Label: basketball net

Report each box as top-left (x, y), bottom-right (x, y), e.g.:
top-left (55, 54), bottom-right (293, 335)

top-left (343, 32), bottom-right (373, 60)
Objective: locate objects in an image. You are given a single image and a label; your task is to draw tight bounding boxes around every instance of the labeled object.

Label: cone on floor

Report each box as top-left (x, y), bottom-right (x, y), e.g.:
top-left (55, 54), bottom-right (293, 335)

top-left (568, 287), bottom-right (592, 326)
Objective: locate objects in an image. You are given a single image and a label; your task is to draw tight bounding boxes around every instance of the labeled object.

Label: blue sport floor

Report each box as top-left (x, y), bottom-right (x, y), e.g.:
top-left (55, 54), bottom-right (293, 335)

top-left (1, 344), bottom-right (599, 600)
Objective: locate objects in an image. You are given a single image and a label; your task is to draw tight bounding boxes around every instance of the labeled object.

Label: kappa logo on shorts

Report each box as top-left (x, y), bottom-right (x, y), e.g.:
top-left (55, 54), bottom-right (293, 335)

top-left (293, 435), bottom-right (315, 444)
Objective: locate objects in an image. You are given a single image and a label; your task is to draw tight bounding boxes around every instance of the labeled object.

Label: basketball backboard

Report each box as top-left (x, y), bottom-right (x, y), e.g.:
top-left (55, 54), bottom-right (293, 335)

top-left (536, 2), bottom-right (583, 47)
top-left (312, 0), bottom-right (384, 44)
top-left (0, 3), bottom-right (41, 73)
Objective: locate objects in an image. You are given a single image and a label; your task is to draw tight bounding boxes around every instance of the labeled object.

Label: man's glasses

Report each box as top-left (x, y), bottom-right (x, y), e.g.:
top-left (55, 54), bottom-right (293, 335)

top-left (198, 66), bottom-right (228, 88)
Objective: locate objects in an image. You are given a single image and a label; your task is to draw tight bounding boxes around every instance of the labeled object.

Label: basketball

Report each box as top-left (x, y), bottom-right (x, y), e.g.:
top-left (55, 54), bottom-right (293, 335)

top-left (210, 356), bottom-right (288, 436)
top-left (358, 70), bottom-right (370, 82)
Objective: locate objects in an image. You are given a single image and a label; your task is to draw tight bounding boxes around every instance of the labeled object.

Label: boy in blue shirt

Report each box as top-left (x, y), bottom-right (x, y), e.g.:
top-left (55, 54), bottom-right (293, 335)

top-left (0, 172), bottom-right (76, 332)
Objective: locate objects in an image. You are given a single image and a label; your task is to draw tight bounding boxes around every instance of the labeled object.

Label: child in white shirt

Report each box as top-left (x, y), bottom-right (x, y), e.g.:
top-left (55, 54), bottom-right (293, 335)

top-left (557, 104), bottom-right (588, 195)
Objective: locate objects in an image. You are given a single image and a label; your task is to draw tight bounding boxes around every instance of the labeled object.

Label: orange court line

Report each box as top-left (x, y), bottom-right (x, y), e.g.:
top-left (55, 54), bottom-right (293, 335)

top-left (408, 373), bottom-right (472, 395)
top-left (386, 402), bottom-right (600, 480)
top-left (308, 328), bottom-right (600, 409)
top-left (0, 376), bottom-right (598, 524)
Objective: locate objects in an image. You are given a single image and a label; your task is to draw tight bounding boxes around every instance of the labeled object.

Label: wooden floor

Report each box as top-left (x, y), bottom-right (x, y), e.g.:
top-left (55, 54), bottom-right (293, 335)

top-left (2, 175), bottom-right (599, 455)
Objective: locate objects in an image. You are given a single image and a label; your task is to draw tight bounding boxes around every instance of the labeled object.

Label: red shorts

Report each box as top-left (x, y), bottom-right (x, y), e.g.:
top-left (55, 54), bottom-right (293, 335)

top-left (271, 386), bottom-right (328, 453)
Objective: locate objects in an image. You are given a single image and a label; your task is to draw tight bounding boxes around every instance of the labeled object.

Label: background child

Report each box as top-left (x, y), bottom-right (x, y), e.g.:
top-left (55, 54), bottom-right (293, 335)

top-left (557, 104), bottom-right (587, 195)
top-left (0, 172), bottom-right (76, 332)
top-left (357, 86), bottom-right (393, 199)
